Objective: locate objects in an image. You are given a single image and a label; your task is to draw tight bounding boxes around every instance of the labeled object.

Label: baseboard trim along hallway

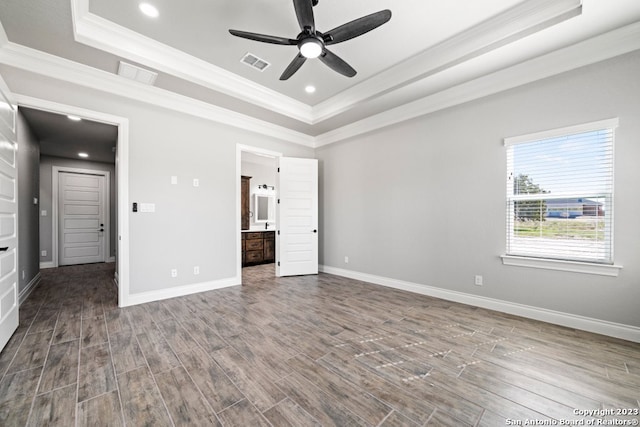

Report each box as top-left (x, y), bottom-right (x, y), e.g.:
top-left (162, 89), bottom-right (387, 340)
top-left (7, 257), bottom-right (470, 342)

top-left (18, 272), bottom-right (41, 305)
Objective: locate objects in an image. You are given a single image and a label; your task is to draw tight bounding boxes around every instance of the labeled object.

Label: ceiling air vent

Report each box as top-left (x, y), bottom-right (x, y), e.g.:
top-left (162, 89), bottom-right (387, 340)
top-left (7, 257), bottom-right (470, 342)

top-left (117, 61), bottom-right (158, 85)
top-left (241, 53), bottom-right (270, 72)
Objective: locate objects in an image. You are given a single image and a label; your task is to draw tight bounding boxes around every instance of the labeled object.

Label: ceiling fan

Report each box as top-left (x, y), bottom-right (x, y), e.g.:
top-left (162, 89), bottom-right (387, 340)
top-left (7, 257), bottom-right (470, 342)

top-left (229, 0), bottom-right (392, 80)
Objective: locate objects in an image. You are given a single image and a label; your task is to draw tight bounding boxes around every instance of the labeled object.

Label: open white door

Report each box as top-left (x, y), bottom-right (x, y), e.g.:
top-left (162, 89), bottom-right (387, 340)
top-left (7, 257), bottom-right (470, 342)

top-left (0, 74), bottom-right (18, 352)
top-left (276, 157), bottom-right (318, 277)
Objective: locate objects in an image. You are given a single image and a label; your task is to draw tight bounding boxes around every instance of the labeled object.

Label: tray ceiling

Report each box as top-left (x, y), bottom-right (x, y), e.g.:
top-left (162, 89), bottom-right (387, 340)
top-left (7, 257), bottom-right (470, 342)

top-left (1, 0), bottom-right (640, 146)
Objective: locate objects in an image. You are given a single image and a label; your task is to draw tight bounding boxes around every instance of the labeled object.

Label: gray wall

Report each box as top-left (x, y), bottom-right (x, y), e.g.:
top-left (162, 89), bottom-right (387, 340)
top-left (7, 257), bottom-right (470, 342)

top-left (316, 51), bottom-right (640, 328)
top-left (0, 66), bottom-right (314, 296)
top-left (3, 50), bottom-right (638, 328)
top-left (39, 155), bottom-right (116, 263)
top-left (16, 111), bottom-right (40, 293)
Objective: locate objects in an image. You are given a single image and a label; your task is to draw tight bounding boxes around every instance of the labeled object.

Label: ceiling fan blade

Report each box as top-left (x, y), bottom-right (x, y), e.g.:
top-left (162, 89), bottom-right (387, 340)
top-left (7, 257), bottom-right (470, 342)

top-left (324, 10), bottom-right (392, 45)
top-left (280, 54), bottom-right (307, 80)
top-left (319, 48), bottom-right (356, 78)
top-left (293, 0), bottom-right (315, 32)
top-left (229, 29), bottom-right (297, 45)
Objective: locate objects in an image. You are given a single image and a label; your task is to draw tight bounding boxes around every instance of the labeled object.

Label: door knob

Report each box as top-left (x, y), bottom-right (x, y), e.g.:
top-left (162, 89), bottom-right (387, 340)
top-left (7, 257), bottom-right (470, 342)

top-left (313, 229), bottom-right (317, 233)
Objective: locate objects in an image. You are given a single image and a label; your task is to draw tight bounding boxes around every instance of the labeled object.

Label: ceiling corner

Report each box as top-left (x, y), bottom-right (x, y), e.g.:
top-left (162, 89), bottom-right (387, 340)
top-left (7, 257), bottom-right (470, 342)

top-left (70, 0), bottom-right (315, 124)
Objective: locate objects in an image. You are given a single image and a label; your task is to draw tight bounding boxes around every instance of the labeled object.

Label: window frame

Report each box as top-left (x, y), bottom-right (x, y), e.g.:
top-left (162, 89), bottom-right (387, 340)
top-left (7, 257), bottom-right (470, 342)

top-left (502, 118), bottom-right (623, 276)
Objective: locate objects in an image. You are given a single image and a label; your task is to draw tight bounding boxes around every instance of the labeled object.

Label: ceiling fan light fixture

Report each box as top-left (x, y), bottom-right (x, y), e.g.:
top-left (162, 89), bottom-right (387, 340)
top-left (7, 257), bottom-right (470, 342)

top-left (299, 38), bottom-right (323, 59)
top-left (229, 4), bottom-right (391, 80)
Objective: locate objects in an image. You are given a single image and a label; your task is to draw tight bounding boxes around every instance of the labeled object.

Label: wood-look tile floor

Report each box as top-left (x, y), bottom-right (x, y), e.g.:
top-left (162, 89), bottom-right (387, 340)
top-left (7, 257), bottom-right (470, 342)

top-left (0, 263), bottom-right (639, 426)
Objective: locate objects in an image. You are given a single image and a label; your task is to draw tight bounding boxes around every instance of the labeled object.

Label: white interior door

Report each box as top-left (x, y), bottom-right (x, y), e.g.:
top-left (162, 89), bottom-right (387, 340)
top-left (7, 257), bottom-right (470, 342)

top-left (0, 74), bottom-right (18, 352)
top-left (58, 172), bottom-right (106, 266)
top-left (276, 157), bottom-right (318, 277)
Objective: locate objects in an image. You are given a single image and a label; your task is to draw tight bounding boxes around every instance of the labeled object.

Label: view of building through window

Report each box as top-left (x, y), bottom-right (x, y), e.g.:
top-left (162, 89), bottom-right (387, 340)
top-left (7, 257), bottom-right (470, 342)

top-left (505, 121), bottom-right (616, 263)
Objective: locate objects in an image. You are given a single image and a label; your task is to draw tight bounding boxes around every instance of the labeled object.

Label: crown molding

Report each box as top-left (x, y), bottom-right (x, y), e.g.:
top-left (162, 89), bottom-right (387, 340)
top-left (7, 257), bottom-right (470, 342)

top-left (71, 0), bottom-right (582, 126)
top-left (70, 0), bottom-right (314, 124)
top-left (312, 0), bottom-right (582, 124)
top-left (1, 19), bottom-right (638, 150)
top-left (0, 41), bottom-right (315, 147)
top-left (314, 21), bottom-right (640, 148)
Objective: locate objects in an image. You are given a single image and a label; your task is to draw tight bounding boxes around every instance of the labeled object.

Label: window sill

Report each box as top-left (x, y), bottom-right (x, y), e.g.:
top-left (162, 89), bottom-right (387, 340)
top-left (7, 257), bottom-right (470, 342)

top-left (501, 255), bottom-right (622, 277)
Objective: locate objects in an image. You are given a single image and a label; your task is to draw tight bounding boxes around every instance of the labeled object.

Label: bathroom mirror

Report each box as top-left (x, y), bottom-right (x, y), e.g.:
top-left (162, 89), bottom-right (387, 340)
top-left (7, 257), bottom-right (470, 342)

top-left (254, 194), bottom-right (275, 223)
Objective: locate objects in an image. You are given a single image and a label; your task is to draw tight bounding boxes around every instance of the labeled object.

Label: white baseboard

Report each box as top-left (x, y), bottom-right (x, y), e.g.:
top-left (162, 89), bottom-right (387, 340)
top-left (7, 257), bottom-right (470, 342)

top-left (40, 259), bottom-right (114, 268)
top-left (319, 265), bottom-right (640, 343)
top-left (19, 273), bottom-right (41, 305)
top-left (122, 276), bottom-right (241, 307)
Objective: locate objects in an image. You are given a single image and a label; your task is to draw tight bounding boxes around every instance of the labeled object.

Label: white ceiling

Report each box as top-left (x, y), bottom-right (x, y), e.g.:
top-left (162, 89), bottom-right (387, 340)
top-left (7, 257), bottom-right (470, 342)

top-left (88, 0), bottom-right (524, 103)
top-left (1, 0), bottom-right (640, 147)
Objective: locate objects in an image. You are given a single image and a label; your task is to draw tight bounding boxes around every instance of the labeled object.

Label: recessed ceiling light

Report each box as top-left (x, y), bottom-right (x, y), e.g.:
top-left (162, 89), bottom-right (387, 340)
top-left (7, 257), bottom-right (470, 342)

top-left (78, 153), bottom-right (89, 158)
top-left (305, 85), bottom-right (316, 94)
top-left (67, 115), bottom-right (82, 121)
top-left (139, 3), bottom-right (159, 18)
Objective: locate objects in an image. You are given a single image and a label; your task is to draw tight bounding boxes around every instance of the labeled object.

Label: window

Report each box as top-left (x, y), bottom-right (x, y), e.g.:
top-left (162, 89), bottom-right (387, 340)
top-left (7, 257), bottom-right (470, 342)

top-left (504, 119), bottom-right (617, 266)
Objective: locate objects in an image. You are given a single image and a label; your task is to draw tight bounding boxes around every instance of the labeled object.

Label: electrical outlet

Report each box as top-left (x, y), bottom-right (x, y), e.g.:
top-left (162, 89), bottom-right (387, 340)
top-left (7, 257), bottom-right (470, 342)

top-left (344, 256), bottom-right (349, 263)
top-left (41, 250), bottom-right (47, 257)
top-left (171, 269), bottom-right (178, 278)
top-left (193, 266), bottom-right (200, 275)
top-left (475, 275), bottom-right (483, 286)
top-left (22, 270), bottom-right (25, 280)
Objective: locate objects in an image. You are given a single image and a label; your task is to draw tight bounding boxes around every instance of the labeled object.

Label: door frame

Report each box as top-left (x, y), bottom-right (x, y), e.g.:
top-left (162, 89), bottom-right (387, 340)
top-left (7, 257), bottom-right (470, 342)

top-left (236, 144), bottom-right (281, 279)
top-left (52, 167), bottom-right (110, 267)
top-left (15, 95), bottom-right (131, 307)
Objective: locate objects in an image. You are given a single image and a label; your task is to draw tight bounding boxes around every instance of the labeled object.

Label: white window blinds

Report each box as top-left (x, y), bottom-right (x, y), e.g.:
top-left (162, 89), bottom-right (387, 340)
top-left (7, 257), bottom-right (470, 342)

top-left (505, 119), bottom-right (617, 264)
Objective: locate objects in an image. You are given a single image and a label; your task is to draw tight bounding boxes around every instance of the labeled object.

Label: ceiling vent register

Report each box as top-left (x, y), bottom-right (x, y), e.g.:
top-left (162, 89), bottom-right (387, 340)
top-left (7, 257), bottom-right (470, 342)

top-left (241, 53), bottom-right (271, 72)
top-left (117, 61), bottom-right (158, 85)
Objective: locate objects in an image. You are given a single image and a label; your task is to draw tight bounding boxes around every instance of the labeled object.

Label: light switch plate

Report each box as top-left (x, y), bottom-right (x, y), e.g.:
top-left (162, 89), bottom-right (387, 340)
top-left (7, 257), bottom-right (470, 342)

top-left (193, 178), bottom-right (199, 187)
top-left (171, 176), bottom-right (177, 185)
